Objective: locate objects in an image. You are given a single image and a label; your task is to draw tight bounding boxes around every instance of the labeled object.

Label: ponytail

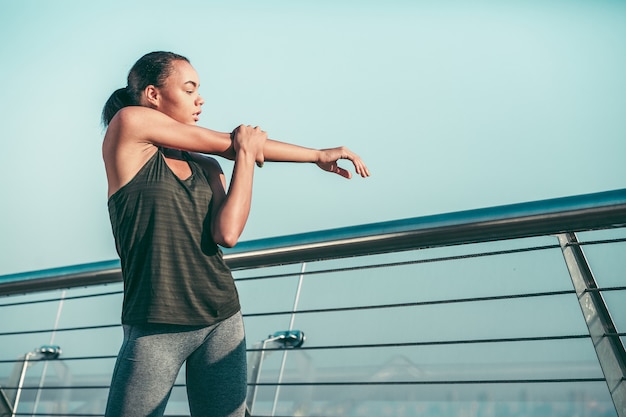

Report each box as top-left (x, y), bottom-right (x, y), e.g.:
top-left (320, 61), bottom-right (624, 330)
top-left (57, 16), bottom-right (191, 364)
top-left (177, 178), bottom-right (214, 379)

top-left (101, 87), bottom-right (134, 127)
top-left (101, 51), bottom-right (190, 128)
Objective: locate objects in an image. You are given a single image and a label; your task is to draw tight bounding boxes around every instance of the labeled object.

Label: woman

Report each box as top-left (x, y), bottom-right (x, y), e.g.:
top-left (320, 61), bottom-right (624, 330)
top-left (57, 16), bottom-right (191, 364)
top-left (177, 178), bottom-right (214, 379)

top-left (101, 51), bottom-right (369, 417)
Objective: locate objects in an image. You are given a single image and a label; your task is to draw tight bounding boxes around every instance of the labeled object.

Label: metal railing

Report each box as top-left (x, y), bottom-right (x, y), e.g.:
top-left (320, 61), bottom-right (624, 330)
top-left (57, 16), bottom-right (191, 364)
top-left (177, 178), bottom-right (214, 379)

top-left (1, 188), bottom-right (625, 416)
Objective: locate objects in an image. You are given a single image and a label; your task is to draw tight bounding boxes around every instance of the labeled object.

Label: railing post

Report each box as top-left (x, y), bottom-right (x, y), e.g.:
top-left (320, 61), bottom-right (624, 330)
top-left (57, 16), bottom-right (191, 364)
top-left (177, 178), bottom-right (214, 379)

top-left (558, 232), bottom-right (626, 416)
top-left (271, 262), bottom-right (307, 417)
top-left (0, 386), bottom-right (13, 417)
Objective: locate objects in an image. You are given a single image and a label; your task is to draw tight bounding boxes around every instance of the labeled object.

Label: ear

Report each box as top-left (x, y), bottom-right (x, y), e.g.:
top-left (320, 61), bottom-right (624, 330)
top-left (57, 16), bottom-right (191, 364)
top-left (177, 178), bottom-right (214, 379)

top-left (142, 85), bottom-right (160, 108)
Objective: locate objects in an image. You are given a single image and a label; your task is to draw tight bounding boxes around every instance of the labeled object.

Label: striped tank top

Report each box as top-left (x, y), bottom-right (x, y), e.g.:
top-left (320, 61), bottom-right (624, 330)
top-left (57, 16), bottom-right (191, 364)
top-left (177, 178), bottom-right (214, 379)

top-left (107, 149), bottom-right (240, 325)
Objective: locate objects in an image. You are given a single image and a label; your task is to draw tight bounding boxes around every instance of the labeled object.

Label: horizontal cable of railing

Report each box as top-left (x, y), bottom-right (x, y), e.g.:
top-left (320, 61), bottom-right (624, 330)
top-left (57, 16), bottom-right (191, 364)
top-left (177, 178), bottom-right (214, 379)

top-left (1, 188), bottom-right (625, 296)
top-left (2, 285), bottom-right (622, 359)
top-left (0, 333), bottom-right (601, 365)
top-left (233, 242), bottom-right (563, 281)
top-left (2, 284), bottom-right (624, 340)
top-left (11, 414), bottom-right (105, 417)
top-left (0, 290), bottom-right (123, 308)
top-left (0, 260), bottom-right (623, 312)
top-left (3, 377), bottom-right (610, 393)
top-left (0, 288), bottom-right (580, 338)
top-left (246, 378), bottom-right (609, 386)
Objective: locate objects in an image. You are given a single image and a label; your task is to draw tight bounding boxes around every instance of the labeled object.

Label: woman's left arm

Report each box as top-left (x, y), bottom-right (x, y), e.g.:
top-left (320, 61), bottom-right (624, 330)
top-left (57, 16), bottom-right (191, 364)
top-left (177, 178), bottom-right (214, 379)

top-left (200, 125), bottom-right (266, 247)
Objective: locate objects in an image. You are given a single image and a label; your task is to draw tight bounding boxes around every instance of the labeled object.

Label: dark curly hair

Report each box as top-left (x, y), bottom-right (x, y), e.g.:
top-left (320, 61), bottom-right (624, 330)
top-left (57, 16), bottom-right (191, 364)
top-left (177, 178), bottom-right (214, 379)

top-left (101, 51), bottom-right (189, 126)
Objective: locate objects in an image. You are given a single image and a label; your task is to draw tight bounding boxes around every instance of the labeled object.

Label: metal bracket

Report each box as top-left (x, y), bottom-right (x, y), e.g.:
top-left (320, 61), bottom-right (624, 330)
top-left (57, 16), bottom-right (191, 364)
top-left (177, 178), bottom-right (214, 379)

top-left (246, 330), bottom-right (306, 416)
top-left (0, 346), bottom-right (62, 417)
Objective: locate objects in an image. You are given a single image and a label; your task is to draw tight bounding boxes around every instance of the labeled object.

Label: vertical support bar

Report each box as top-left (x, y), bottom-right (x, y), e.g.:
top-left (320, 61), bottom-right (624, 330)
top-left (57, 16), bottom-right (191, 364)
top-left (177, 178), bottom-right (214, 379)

top-left (558, 232), bottom-right (626, 416)
top-left (0, 388), bottom-right (13, 417)
top-left (247, 338), bottom-right (272, 415)
top-left (271, 262), bottom-right (306, 417)
top-left (12, 353), bottom-right (34, 417)
top-left (33, 290), bottom-right (66, 415)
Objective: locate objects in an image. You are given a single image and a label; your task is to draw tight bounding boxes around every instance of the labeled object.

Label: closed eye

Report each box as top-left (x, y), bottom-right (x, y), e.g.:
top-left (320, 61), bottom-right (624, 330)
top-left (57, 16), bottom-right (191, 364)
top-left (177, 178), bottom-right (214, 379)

top-left (184, 80), bottom-right (199, 95)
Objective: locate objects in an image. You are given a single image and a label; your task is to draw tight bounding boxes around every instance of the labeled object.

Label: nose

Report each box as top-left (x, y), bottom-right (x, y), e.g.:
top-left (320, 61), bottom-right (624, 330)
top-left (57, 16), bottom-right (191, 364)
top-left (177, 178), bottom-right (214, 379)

top-left (197, 95), bottom-right (205, 106)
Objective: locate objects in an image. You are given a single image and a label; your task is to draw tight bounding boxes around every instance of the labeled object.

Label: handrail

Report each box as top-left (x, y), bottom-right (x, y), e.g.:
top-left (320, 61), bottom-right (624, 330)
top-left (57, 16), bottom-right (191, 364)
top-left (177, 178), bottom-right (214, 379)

top-left (1, 188), bottom-right (625, 296)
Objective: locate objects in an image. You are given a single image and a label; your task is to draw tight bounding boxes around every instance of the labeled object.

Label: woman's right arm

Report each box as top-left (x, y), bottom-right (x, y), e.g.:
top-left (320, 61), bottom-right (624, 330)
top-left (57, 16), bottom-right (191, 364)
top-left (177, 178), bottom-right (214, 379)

top-left (103, 106), bottom-right (240, 198)
top-left (109, 106), bottom-right (236, 157)
top-left (104, 106), bottom-right (369, 190)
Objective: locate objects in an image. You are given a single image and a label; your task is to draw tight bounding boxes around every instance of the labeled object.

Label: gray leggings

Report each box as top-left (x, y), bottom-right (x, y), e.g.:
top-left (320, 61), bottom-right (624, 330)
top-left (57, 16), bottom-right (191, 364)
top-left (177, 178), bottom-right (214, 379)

top-left (104, 311), bottom-right (247, 417)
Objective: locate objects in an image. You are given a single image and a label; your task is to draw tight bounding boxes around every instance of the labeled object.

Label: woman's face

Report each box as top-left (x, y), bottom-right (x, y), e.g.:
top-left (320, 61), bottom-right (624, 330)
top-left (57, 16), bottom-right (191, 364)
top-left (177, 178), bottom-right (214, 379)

top-left (154, 60), bottom-right (204, 125)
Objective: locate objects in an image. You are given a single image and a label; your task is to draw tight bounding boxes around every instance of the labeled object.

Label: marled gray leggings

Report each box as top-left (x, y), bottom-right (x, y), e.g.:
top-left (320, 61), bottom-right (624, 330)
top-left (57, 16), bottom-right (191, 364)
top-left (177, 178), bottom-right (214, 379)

top-left (104, 311), bottom-right (247, 417)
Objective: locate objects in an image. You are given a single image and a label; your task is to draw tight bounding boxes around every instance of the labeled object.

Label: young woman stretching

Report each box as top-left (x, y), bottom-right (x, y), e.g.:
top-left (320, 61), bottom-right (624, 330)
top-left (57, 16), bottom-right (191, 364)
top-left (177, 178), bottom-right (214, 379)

top-left (101, 51), bottom-right (369, 417)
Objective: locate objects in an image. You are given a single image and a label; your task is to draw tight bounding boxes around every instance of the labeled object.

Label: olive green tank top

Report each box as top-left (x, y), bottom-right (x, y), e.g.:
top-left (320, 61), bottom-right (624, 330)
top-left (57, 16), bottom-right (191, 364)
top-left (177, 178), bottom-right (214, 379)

top-left (108, 149), bottom-right (240, 325)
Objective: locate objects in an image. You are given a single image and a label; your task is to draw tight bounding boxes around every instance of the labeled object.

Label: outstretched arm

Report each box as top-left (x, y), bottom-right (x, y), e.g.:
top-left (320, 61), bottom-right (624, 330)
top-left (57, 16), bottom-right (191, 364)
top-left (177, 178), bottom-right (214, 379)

top-left (109, 106), bottom-right (370, 178)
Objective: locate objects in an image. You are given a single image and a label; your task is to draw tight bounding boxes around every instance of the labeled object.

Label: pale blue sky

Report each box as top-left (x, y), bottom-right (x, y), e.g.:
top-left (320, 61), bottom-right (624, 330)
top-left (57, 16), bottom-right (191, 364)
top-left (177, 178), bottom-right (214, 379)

top-left (1, 0), bottom-right (625, 276)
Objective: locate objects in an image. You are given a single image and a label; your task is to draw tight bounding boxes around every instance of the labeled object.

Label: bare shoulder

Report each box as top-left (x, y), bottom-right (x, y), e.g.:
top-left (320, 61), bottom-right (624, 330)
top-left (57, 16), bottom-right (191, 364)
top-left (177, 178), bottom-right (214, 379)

top-left (102, 107), bottom-right (159, 198)
top-left (103, 107), bottom-right (157, 161)
top-left (105, 106), bottom-right (156, 137)
top-left (103, 107), bottom-right (145, 150)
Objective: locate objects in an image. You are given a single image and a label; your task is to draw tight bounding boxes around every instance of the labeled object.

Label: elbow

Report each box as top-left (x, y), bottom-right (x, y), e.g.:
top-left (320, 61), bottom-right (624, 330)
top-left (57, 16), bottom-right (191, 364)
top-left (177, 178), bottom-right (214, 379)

top-left (220, 237), bottom-right (238, 249)
top-left (213, 231), bottom-right (240, 248)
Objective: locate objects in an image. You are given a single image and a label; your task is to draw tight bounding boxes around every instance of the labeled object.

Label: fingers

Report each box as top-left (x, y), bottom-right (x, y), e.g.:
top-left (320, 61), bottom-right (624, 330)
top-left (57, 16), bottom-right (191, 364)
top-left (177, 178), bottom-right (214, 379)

top-left (345, 154), bottom-right (368, 178)
top-left (353, 157), bottom-right (370, 178)
top-left (233, 125), bottom-right (266, 166)
top-left (342, 149), bottom-right (370, 178)
top-left (336, 167), bottom-right (352, 179)
top-left (334, 148), bottom-right (371, 178)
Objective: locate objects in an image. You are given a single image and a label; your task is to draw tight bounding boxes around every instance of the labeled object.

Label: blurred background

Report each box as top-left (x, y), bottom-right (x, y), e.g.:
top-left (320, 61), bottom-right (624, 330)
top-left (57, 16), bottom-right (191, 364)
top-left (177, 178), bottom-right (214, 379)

top-left (1, 0), bottom-right (624, 275)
